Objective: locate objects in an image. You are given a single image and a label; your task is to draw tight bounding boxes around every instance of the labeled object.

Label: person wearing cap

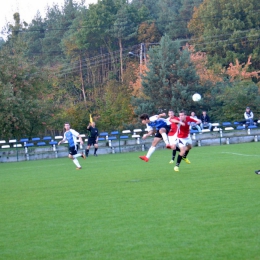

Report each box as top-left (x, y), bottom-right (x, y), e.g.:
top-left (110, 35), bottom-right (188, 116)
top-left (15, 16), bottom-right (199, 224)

top-left (244, 107), bottom-right (254, 126)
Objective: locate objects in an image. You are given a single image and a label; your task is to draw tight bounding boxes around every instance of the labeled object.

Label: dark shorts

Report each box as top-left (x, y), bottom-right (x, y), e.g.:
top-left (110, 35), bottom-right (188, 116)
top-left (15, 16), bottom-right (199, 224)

top-left (88, 138), bottom-right (97, 146)
top-left (69, 145), bottom-right (78, 156)
top-left (154, 125), bottom-right (171, 138)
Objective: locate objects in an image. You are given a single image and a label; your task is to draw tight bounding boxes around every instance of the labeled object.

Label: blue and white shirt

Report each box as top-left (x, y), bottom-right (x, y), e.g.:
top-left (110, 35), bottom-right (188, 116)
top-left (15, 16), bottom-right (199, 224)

top-left (146, 115), bottom-right (170, 131)
top-left (63, 129), bottom-right (79, 147)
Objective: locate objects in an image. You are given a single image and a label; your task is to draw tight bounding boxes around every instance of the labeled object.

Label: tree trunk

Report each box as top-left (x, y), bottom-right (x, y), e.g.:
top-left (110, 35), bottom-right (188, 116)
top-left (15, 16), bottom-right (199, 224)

top-left (119, 38), bottom-right (123, 82)
top-left (79, 55), bottom-right (87, 104)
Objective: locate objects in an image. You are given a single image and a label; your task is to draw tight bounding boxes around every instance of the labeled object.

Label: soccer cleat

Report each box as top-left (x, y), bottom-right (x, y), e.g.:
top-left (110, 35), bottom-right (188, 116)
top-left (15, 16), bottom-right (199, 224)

top-left (174, 166), bottom-right (179, 172)
top-left (76, 167), bottom-right (82, 170)
top-left (139, 155), bottom-right (149, 162)
top-left (81, 152), bottom-right (86, 159)
top-left (166, 144), bottom-right (172, 149)
top-left (169, 160), bottom-right (174, 164)
top-left (94, 154), bottom-right (98, 157)
top-left (182, 157), bottom-right (191, 164)
top-left (255, 170), bottom-right (260, 175)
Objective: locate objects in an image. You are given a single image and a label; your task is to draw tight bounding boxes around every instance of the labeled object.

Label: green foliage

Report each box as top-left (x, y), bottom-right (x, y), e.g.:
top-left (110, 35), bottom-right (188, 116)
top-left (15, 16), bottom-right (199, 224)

top-left (1, 0), bottom-right (260, 138)
top-left (0, 39), bottom-right (52, 139)
top-left (0, 37), bottom-right (5, 49)
top-left (95, 80), bottom-right (134, 131)
top-left (133, 35), bottom-right (203, 115)
top-left (210, 80), bottom-right (260, 122)
top-left (156, 0), bottom-right (201, 38)
top-left (23, 13), bottom-right (46, 66)
top-left (188, 0), bottom-right (260, 70)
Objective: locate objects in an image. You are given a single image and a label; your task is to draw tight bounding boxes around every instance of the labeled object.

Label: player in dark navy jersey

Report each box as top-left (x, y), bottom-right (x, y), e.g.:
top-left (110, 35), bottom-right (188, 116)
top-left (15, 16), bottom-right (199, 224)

top-left (139, 113), bottom-right (171, 162)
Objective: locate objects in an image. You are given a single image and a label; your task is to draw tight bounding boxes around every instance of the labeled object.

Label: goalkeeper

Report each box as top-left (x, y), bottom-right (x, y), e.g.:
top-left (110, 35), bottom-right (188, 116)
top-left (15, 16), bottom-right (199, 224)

top-left (85, 121), bottom-right (99, 157)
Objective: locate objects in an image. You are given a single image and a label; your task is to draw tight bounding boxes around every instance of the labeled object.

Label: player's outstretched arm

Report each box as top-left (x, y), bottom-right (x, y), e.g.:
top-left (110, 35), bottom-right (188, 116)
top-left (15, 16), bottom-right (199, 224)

top-left (170, 118), bottom-right (185, 126)
top-left (157, 113), bottom-right (166, 118)
top-left (142, 131), bottom-right (153, 139)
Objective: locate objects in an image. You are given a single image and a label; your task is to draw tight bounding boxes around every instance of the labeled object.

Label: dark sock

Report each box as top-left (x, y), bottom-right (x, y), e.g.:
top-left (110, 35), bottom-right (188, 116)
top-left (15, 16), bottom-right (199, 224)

top-left (85, 149), bottom-right (89, 156)
top-left (176, 155), bottom-right (183, 167)
top-left (172, 149), bottom-right (176, 160)
top-left (94, 148), bottom-right (98, 154)
top-left (183, 150), bottom-right (189, 159)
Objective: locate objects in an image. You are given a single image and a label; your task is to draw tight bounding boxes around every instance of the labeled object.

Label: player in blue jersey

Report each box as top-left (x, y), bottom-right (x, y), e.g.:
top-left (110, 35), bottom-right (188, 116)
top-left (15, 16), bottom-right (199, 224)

top-left (139, 113), bottom-right (171, 162)
top-left (58, 122), bottom-right (86, 170)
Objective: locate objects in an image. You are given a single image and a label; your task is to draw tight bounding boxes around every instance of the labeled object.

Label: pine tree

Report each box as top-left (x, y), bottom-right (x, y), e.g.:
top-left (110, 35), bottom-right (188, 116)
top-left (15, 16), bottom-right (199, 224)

top-left (133, 35), bottom-right (203, 115)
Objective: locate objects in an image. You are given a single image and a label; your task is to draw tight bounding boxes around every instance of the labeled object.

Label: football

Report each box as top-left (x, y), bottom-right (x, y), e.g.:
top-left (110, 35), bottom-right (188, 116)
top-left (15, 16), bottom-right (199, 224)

top-left (192, 93), bottom-right (201, 102)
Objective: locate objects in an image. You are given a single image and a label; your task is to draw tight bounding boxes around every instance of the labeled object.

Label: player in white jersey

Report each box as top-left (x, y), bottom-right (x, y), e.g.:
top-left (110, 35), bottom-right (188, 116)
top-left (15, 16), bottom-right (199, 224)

top-left (58, 122), bottom-right (86, 170)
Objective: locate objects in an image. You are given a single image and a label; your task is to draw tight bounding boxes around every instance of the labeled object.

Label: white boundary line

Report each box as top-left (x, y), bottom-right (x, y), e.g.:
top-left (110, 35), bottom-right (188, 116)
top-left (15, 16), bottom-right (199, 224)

top-left (221, 152), bottom-right (260, 157)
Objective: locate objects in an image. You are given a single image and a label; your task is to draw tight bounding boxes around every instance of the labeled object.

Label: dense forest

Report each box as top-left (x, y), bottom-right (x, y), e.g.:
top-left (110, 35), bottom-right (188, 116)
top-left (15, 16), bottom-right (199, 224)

top-left (0, 0), bottom-right (260, 140)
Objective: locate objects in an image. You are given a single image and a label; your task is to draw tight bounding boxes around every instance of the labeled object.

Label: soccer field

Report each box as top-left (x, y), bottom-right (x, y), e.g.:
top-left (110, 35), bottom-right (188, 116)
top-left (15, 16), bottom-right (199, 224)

top-left (0, 143), bottom-right (260, 259)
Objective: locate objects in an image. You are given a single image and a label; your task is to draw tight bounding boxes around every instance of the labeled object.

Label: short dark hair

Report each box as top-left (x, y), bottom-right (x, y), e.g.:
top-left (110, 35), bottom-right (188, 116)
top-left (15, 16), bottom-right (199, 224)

top-left (179, 110), bottom-right (186, 115)
top-left (140, 113), bottom-right (149, 120)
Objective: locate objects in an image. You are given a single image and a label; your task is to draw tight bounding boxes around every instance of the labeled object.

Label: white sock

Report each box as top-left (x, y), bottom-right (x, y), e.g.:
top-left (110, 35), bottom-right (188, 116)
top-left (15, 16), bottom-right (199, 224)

top-left (146, 146), bottom-right (156, 158)
top-left (74, 153), bottom-right (82, 158)
top-left (162, 133), bottom-right (169, 145)
top-left (73, 158), bottom-right (81, 168)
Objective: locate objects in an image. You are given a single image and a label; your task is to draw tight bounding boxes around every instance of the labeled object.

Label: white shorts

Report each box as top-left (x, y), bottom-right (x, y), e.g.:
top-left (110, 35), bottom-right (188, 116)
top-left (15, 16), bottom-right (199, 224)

top-left (178, 136), bottom-right (192, 148)
top-left (168, 133), bottom-right (178, 145)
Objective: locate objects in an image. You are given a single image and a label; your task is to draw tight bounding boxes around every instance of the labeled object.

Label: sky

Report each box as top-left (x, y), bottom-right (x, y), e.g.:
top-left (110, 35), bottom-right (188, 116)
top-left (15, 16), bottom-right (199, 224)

top-left (0, 0), bottom-right (97, 39)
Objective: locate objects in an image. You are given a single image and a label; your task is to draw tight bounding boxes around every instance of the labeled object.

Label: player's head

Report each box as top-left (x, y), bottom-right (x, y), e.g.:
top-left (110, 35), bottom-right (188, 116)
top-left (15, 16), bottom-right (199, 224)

top-left (64, 122), bottom-right (71, 130)
top-left (140, 113), bottom-right (149, 124)
top-left (91, 122), bottom-right (95, 127)
top-left (191, 111), bottom-right (195, 117)
top-left (179, 110), bottom-right (187, 121)
top-left (168, 110), bottom-right (174, 118)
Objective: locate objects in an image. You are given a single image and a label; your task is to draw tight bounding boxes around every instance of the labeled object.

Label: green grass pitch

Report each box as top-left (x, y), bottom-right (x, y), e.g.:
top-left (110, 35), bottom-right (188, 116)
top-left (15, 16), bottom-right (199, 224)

top-left (0, 142), bottom-right (260, 259)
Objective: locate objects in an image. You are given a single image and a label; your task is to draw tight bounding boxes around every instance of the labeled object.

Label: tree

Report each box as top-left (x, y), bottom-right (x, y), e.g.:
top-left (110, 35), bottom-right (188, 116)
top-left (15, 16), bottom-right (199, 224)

top-left (188, 0), bottom-right (260, 70)
top-left (39, 0), bottom-right (80, 65)
top-left (95, 80), bottom-right (135, 131)
top-left (209, 80), bottom-right (260, 122)
top-left (137, 22), bottom-right (161, 43)
top-left (149, 0), bottom-right (202, 40)
top-left (0, 39), bottom-right (51, 139)
top-left (109, 5), bottom-right (137, 82)
top-left (133, 35), bottom-right (203, 115)
top-left (0, 37), bottom-right (5, 49)
top-left (23, 12), bottom-right (46, 66)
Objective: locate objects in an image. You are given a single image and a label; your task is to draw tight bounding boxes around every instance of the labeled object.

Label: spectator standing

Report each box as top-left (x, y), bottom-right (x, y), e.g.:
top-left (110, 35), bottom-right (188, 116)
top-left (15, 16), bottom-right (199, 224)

top-left (85, 122), bottom-right (99, 157)
top-left (200, 111), bottom-right (212, 131)
top-left (58, 122), bottom-right (86, 170)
